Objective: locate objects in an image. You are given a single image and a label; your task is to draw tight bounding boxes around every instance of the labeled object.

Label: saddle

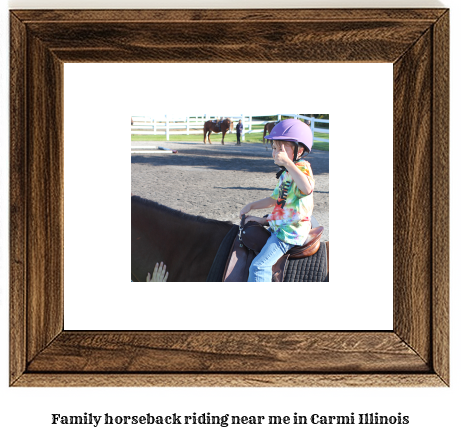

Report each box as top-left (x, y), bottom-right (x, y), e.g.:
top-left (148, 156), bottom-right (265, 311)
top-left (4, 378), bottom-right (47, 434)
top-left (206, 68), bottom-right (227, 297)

top-left (223, 216), bottom-right (323, 282)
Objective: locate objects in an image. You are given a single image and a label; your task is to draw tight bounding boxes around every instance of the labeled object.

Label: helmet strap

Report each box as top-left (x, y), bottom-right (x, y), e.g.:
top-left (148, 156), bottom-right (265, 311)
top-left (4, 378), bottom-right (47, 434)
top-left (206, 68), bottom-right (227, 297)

top-left (293, 143), bottom-right (299, 163)
top-left (276, 167), bottom-right (286, 179)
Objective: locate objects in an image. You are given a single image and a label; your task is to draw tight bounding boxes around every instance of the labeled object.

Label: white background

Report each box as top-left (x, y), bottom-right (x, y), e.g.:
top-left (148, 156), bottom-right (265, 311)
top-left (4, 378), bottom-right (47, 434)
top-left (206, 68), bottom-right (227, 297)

top-left (63, 63), bottom-right (392, 331)
top-left (1, 1), bottom-right (459, 435)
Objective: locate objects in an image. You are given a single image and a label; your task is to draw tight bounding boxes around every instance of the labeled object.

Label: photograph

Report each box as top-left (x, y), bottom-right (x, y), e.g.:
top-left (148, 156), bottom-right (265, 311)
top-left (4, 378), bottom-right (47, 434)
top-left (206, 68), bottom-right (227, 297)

top-left (131, 113), bottom-right (330, 283)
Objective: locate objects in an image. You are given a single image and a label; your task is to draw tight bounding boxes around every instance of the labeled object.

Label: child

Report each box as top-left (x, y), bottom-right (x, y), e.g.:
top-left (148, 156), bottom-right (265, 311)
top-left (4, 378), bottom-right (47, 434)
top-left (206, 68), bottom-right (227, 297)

top-left (239, 118), bottom-right (315, 282)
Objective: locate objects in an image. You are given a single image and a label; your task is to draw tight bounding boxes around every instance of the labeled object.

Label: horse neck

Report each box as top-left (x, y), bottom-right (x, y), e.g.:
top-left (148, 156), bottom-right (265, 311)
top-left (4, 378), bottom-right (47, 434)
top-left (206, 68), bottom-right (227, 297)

top-left (132, 201), bottom-right (232, 281)
top-left (139, 203), bottom-right (208, 247)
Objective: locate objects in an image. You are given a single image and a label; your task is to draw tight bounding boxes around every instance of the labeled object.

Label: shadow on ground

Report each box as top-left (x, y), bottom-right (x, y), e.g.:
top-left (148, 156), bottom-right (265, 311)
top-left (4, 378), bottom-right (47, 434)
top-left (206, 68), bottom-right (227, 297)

top-left (131, 142), bottom-right (329, 176)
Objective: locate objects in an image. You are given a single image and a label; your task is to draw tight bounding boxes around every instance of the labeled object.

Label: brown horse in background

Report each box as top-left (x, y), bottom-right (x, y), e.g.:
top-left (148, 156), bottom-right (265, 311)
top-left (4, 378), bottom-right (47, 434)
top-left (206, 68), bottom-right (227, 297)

top-left (263, 121), bottom-right (278, 144)
top-left (203, 118), bottom-right (234, 145)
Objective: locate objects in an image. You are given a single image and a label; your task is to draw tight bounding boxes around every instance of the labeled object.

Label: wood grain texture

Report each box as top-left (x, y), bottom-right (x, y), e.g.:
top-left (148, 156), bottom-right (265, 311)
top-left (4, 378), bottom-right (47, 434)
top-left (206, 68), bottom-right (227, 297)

top-left (26, 34), bottom-right (64, 361)
top-left (393, 28), bottom-right (433, 364)
top-left (12, 9), bottom-right (447, 23)
top-left (13, 374), bottom-right (446, 388)
top-left (432, 10), bottom-right (449, 385)
top-left (27, 332), bottom-right (429, 373)
top-left (9, 9), bottom-right (449, 387)
top-left (9, 13), bottom-right (27, 385)
top-left (26, 21), bottom-right (433, 63)
top-left (14, 10), bottom-right (447, 64)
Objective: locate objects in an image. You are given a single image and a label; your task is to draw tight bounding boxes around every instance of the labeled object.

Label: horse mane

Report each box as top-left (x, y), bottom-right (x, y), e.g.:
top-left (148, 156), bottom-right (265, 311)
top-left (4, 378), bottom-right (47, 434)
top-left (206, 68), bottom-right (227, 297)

top-left (131, 195), bottom-right (233, 226)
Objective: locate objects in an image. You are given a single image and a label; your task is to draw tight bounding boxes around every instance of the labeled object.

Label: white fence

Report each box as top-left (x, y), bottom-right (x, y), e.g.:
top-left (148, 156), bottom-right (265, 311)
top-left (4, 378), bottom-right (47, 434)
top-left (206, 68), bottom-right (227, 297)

top-left (131, 114), bottom-right (329, 143)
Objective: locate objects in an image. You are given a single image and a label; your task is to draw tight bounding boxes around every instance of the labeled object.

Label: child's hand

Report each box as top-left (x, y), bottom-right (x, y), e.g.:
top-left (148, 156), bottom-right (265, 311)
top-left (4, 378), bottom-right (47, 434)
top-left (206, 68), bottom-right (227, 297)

top-left (239, 204), bottom-right (252, 217)
top-left (244, 216), bottom-right (268, 225)
top-left (146, 262), bottom-right (169, 282)
top-left (273, 143), bottom-right (291, 166)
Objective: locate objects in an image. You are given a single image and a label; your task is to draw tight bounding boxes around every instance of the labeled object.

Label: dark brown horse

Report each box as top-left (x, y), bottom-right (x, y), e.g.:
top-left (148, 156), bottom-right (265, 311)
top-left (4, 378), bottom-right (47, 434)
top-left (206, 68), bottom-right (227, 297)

top-left (263, 121), bottom-right (278, 144)
top-left (131, 196), bottom-right (233, 282)
top-left (203, 118), bottom-right (234, 145)
top-left (132, 195), bottom-right (329, 282)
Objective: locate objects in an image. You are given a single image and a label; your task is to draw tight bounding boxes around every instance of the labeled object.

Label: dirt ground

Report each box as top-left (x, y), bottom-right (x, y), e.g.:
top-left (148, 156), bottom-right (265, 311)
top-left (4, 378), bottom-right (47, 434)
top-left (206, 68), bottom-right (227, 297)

top-left (131, 140), bottom-right (329, 242)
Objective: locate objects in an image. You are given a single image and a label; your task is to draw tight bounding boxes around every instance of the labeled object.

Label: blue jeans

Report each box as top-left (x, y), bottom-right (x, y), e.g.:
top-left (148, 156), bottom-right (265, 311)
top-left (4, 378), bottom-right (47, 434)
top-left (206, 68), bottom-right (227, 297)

top-left (248, 232), bottom-right (294, 282)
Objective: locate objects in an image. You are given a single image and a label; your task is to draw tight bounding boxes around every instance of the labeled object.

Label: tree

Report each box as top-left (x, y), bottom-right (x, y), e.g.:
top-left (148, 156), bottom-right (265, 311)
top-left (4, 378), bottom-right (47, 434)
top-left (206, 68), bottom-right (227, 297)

top-left (300, 114), bottom-right (329, 120)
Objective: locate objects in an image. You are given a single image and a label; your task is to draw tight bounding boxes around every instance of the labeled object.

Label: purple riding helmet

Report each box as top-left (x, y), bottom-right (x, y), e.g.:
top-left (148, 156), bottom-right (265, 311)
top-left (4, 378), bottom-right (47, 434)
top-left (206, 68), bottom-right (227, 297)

top-left (264, 118), bottom-right (313, 162)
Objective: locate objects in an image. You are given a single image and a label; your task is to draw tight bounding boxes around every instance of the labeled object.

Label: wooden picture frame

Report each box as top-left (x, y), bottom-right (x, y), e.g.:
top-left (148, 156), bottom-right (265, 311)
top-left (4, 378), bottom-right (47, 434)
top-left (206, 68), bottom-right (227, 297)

top-left (10, 9), bottom-right (449, 387)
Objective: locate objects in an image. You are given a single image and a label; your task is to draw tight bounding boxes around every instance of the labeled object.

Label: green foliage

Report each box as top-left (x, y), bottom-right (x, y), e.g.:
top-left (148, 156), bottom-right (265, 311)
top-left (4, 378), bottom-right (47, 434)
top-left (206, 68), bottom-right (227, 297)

top-left (300, 114), bottom-right (329, 120)
top-left (312, 142), bottom-right (329, 151)
top-left (251, 114), bottom-right (328, 122)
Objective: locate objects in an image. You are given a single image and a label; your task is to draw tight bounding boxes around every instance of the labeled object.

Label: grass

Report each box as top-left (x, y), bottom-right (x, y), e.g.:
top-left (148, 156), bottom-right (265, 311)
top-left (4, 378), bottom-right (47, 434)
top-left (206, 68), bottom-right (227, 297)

top-left (312, 142), bottom-right (329, 152)
top-left (131, 131), bottom-right (329, 151)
